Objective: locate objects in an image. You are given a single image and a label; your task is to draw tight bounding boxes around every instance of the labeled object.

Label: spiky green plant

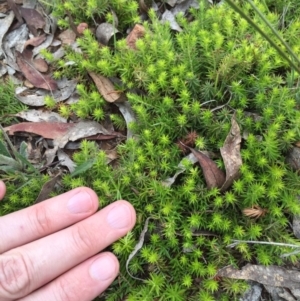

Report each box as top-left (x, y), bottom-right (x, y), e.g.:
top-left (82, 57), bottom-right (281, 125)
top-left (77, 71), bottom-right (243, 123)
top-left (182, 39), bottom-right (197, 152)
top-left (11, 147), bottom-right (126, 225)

top-left (2, 0), bottom-right (300, 300)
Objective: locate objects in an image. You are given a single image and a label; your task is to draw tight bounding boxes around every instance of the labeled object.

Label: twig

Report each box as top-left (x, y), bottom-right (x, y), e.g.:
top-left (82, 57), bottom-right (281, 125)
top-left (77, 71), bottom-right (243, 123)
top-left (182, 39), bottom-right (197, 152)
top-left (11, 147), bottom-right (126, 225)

top-left (228, 239), bottom-right (300, 249)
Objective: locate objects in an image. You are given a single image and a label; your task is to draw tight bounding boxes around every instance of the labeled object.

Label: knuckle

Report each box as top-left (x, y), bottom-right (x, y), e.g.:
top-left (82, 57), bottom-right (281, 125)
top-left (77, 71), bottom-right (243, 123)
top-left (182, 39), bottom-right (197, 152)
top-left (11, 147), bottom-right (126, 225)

top-left (0, 252), bottom-right (32, 298)
top-left (71, 225), bottom-right (95, 255)
top-left (30, 205), bottom-right (52, 235)
top-left (53, 277), bottom-right (75, 301)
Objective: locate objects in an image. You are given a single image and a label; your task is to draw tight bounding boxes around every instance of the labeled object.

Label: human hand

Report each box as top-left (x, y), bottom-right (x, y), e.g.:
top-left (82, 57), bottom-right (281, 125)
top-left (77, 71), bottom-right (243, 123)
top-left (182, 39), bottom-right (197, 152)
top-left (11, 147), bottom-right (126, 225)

top-left (0, 181), bottom-right (136, 301)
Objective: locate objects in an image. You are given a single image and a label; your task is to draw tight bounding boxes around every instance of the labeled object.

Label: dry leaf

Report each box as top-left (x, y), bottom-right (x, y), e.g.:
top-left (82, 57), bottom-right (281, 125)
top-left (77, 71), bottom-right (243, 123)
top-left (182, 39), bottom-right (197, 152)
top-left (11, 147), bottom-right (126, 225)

top-left (96, 23), bottom-right (119, 45)
top-left (58, 29), bottom-right (76, 45)
top-left (162, 152), bottom-right (198, 187)
top-left (57, 149), bottom-right (76, 172)
top-left (217, 264), bottom-right (300, 289)
top-left (15, 109), bottom-right (67, 123)
top-left (243, 205), bottom-right (268, 219)
top-left (34, 172), bottom-right (62, 203)
top-left (114, 101), bottom-right (136, 139)
top-left (89, 71), bottom-right (127, 103)
top-left (5, 121), bottom-right (111, 148)
top-left (126, 24), bottom-right (145, 49)
top-left (16, 50), bottom-right (57, 91)
top-left (20, 7), bottom-right (45, 36)
top-left (184, 144), bottom-right (225, 189)
top-left (7, 0), bottom-right (23, 24)
top-left (220, 115), bottom-right (242, 192)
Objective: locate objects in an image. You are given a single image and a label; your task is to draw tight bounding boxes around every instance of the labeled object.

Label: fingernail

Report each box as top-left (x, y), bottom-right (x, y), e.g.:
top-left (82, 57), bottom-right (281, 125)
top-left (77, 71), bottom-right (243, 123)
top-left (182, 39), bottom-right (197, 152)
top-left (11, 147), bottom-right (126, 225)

top-left (107, 203), bottom-right (131, 229)
top-left (89, 255), bottom-right (117, 281)
top-left (67, 191), bottom-right (93, 214)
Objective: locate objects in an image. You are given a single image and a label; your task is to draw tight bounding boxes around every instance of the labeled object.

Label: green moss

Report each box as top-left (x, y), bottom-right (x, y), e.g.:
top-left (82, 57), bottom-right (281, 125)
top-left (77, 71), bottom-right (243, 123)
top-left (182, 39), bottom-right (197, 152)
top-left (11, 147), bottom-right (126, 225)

top-left (3, 0), bottom-right (300, 300)
top-left (0, 80), bottom-right (27, 126)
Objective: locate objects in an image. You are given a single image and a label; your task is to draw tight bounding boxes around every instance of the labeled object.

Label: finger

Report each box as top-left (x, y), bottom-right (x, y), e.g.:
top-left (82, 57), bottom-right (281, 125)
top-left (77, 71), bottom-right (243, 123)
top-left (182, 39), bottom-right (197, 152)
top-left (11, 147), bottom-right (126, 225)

top-left (18, 252), bottom-right (119, 301)
top-left (0, 200), bottom-right (136, 300)
top-left (0, 181), bottom-right (6, 200)
top-left (0, 187), bottom-right (99, 254)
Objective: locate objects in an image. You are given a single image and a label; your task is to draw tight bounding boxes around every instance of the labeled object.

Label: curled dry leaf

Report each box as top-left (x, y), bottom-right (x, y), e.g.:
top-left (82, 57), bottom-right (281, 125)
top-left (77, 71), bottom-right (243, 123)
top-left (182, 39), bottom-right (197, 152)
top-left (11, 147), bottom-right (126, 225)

top-left (242, 205), bottom-right (268, 219)
top-left (220, 115), bottom-right (242, 192)
top-left (162, 152), bottom-right (198, 187)
top-left (16, 50), bottom-right (57, 91)
top-left (126, 24), bottom-right (145, 50)
top-left (114, 101), bottom-right (136, 139)
top-left (89, 71), bottom-right (127, 103)
top-left (217, 264), bottom-right (300, 290)
top-left (126, 217), bottom-right (152, 281)
top-left (96, 23), bottom-right (119, 45)
top-left (183, 143), bottom-right (225, 189)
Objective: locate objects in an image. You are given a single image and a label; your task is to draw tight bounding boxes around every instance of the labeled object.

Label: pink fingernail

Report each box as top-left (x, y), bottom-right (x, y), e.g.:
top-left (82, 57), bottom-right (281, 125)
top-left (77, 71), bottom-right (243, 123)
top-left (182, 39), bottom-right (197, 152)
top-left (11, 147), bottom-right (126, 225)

top-left (89, 255), bottom-right (117, 281)
top-left (107, 203), bottom-right (132, 229)
top-left (67, 191), bottom-right (93, 214)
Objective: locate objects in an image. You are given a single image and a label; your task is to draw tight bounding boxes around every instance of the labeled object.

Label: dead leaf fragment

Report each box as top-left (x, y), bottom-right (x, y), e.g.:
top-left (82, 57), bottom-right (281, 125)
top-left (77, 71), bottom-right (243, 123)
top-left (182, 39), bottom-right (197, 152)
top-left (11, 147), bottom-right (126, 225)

top-left (58, 29), bottom-right (76, 45)
top-left (217, 264), bottom-right (300, 290)
top-left (33, 58), bottom-right (48, 72)
top-left (184, 144), bottom-right (225, 189)
top-left (96, 23), bottom-right (119, 45)
top-left (20, 7), bottom-right (45, 36)
top-left (89, 71), bottom-right (127, 103)
top-left (243, 205), bottom-right (268, 219)
top-left (23, 34), bottom-right (47, 48)
top-left (220, 115), bottom-right (242, 192)
top-left (16, 50), bottom-right (57, 91)
top-left (114, 101), bottom-right (136, 139)
top-left (126, 24), bottom-right (145, 49)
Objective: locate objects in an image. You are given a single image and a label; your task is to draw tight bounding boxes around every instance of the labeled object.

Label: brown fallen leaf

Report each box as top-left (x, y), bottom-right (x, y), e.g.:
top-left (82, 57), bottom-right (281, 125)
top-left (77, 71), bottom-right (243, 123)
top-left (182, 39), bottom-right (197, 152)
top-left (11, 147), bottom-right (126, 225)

top-left (20, 7), bottom-right (45, 36)
top-left (181, 143), bottom-right (225, 189)
top-left (126, 24), bottom-right (145, 50)
top-left (220, 115), bottom-right (242, 192)
top-left (23, 34), bottom-right (47, 48)
top-left (242, 205), bottom-right (268, 219)
top-left (217, 264), bottom-right (300, 289)
top-left (16, 50), bottom-right (57, 91)
top-left (89, 71), bottom-right (127, 103)
top-left (5, 121), bottom-right (112, 148)
top-left (34, 172), bottom-right (62, 203)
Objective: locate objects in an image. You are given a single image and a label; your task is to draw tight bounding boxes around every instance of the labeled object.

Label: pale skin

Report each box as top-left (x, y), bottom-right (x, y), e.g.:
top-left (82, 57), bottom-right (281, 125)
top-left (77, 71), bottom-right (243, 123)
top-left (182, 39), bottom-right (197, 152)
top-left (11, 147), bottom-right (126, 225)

top-left (0, 180), bottom-right (136, 301)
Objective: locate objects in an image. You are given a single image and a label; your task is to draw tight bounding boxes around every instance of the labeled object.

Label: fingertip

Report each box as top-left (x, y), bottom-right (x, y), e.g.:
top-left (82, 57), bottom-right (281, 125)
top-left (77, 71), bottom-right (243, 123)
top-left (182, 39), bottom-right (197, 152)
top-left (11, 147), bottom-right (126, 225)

top-left (0, 180), bottom-right (6, 201)
top-left (89, 252), bottom-right (120, 281)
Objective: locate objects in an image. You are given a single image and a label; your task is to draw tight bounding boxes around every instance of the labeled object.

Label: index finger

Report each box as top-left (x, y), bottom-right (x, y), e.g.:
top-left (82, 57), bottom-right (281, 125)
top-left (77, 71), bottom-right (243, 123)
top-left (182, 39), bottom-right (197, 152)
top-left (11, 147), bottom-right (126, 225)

top-left (0, 187), bottom-right (99, 254)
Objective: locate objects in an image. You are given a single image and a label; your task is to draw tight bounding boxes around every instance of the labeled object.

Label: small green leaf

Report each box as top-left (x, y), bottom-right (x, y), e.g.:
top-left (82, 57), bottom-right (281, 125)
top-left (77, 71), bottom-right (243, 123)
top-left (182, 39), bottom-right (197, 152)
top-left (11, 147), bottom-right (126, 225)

top-left (70, 158), bottom-right (96, 177)
top-left (0, 140), bottom-right (10, 157)
top-left (0, 154), bottom-right (20, 169)
top-left (19, 141), bottom-right (28, 159)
